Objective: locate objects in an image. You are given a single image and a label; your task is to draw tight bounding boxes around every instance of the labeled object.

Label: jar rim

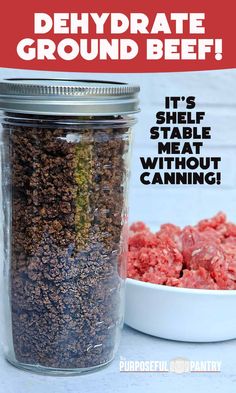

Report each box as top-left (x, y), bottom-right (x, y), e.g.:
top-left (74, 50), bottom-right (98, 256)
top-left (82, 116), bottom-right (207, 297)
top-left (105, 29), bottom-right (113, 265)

top-left (0, 78), bottom-right (140, 116)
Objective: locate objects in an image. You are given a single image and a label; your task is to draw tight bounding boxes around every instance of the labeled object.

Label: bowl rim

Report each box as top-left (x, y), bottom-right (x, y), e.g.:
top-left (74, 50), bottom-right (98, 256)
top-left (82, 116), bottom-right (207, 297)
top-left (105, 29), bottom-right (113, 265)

top-left (126, 278), bottom-right (236, 295)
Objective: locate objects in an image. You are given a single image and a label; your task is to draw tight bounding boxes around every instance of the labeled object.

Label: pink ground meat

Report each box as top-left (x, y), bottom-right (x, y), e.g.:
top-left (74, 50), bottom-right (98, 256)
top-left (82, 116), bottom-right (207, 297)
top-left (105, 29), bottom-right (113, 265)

top-left (128, 212), bottom-right (236, 290)
top-left (166, 268), bottom-right (218, 290)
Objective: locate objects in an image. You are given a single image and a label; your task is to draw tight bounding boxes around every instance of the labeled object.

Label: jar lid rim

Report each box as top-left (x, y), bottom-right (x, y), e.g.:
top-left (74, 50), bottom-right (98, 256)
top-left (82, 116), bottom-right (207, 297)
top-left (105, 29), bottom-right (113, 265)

top-left (0, 78), bottom-right (140, 96)
top-left (0, 78), bottom-right (140, 115)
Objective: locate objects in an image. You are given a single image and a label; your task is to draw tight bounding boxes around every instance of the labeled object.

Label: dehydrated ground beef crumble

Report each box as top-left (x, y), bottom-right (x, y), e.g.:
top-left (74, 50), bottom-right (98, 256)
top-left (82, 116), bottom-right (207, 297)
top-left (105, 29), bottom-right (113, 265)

top-left (8, 121), bottom-right (129, 369)
top-left (128, 213), bottom-right (236, 290)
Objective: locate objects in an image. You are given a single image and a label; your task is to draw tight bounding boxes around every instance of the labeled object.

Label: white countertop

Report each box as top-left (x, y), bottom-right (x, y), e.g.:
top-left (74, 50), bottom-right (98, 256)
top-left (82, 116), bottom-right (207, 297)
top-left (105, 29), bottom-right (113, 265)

top-left (0, 325), bottom-right (235, 393)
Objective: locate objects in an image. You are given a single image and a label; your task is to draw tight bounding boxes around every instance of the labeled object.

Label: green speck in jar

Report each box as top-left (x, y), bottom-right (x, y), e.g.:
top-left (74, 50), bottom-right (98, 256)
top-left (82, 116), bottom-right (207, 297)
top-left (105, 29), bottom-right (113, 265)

top-left (74, 132), bottom-right (92, 248)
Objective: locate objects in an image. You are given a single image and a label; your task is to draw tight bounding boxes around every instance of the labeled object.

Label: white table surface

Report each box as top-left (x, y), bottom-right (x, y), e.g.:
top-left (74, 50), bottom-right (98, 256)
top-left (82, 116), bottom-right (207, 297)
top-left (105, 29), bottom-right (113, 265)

top-left (0, 325), bottom-right (235, 393)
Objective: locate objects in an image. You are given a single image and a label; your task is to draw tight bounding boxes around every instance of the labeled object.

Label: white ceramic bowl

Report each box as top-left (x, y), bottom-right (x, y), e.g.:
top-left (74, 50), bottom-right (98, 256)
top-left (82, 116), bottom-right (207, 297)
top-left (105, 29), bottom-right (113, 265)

top-left (125, 278), bottom-right (236, 342)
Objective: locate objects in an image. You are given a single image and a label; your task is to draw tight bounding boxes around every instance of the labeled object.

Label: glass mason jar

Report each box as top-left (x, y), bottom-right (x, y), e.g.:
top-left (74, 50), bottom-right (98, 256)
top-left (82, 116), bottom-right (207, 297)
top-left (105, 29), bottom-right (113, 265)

top-left (0, 79), bottom-right (140, 375)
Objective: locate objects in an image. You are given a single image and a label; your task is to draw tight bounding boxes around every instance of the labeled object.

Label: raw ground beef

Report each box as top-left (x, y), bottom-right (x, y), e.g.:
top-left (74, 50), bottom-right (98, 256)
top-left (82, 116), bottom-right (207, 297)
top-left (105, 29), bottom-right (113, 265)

top-left (128, 212), bottom-right (236, 290)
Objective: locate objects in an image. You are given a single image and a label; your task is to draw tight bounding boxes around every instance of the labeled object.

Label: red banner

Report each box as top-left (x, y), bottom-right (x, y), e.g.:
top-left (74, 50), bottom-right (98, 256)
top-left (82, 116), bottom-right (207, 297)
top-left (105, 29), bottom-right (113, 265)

top-left (0, 0), bottom-right (235, 72)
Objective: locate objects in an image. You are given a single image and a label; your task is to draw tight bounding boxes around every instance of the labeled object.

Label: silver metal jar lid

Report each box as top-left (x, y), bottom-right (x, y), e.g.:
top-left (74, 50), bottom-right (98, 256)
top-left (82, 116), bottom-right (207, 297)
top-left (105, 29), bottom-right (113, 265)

top-left (0, 79), bottom-right (140, 116)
